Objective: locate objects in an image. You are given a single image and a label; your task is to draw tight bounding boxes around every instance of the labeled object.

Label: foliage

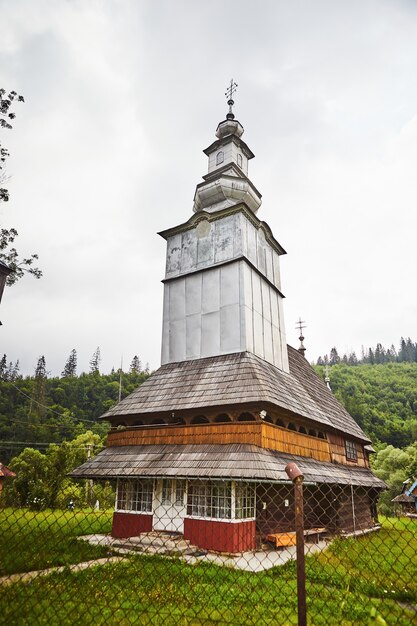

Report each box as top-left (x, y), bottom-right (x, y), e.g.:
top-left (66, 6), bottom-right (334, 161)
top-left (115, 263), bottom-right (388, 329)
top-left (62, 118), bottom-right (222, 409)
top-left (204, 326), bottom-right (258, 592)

top-left (62, 349), bottom-right (77, 378)
top-left (0, 516), bottom-right (415, 625)
top-left (89, 347), bottom-right (101, 374)
top-left (372, 443), bottom-right (417, 515)
top-left (0, 356), bottom-right (150, 463)
top-left (316, 337), bottom-right (417, 366)
top-left (314, 361), bottom-right (417, 447)
top-left (0, 89), bottom-right (42, 285)
top-left (0, 228), bottom-right (42, 285)
top-left (1, 431), bottom-right (107, 509)
top-left (0, 508), bottom-right (112, 575)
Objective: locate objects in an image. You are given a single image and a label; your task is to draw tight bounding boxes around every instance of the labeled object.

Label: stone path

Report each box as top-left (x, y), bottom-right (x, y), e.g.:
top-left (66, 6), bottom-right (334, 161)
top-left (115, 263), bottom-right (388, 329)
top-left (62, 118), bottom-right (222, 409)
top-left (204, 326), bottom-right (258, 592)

top-left (0, 556), bottom-right (126, 587)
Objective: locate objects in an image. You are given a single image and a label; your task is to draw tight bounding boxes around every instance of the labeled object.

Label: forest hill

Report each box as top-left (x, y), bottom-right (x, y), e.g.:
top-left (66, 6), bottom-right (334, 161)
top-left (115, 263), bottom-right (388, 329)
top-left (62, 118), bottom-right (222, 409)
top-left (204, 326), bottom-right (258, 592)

top-left (316, 337), bottom-right (417, 366)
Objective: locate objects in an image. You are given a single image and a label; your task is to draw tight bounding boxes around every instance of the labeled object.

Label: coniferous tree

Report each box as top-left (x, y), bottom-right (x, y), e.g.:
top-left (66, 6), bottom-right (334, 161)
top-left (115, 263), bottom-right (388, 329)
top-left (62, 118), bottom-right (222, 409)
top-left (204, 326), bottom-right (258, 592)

top-left (33, 355), bottom-right (47, 418)
top-left (329, 347), bottom-right (340, 366)
top-left (62, 349), bottom-right (77, 378)
top-left (89, 347), bottom-right (101, 374)
top-left (348, 352), bottom-right (358, 366)
top-left (130, 355), bottom-right (142, 374)
top-left (0, 353), bottom-right (7, 379)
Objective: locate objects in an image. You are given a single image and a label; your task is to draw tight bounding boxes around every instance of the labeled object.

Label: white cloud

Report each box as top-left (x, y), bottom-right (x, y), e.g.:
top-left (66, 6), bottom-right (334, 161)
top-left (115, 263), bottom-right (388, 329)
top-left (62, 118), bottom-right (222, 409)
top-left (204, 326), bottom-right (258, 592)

top-left (1, 0), bottom-right (417, 374)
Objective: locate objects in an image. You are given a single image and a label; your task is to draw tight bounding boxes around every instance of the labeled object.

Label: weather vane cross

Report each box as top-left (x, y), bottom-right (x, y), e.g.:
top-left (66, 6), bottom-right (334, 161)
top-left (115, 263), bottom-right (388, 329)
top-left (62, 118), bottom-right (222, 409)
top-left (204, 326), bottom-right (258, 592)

top-left (296, 318), bottom-right (306, 336)
top-left (296, 318), bottom-right (307, 357)
top-left (225, 79), bottom-right (238, 103)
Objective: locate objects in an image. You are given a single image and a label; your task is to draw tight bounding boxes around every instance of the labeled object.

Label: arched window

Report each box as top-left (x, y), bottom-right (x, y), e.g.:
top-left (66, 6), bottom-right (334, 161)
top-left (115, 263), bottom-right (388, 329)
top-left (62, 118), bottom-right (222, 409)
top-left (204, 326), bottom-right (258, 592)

top-left (151, 418), bottom-right (166, 425)
top-left (288, 423), bottom-right (297, 431)
top-left (318, 431), bottom-right (326, 439)
top-left (263, 414), bottom-right (273, 424)
top-left (216, 151), bottom-right (224, 166)
top-left (237, 412), bottom-right (256, 422)
top-left (215, 414), bottom-right (231, 423)
top-left (191, 415), bottom-right (209, 424)
top-left (174, 417), bottom-right (186, 425)
top-left (276, 418), bottom-right (285, 428)
top-left (308, 429), bottom-right (317, 438)
top-left (298, 426), bottom-right (307, 434)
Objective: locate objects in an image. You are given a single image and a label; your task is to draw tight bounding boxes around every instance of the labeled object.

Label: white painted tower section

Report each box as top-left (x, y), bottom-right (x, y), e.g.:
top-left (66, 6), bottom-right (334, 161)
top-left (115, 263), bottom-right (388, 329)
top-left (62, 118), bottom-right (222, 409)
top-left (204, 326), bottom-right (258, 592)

top-left (159, 110), bottom-right (289, 372)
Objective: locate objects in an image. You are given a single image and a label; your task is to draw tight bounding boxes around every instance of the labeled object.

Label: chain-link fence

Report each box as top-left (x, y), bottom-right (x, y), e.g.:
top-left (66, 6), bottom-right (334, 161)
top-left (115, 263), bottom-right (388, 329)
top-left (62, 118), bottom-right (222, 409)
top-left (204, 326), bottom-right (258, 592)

top-left (1, 473), bottom-right (416, 625)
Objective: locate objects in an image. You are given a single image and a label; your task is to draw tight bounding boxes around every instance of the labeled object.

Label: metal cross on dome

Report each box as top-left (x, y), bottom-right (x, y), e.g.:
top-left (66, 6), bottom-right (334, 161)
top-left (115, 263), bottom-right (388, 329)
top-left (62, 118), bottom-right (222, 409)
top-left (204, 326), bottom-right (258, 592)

top-left (225, 79), bottom-right (238, 102)
top-left (225, 79), bottom-right (238, 119)
top-left (296, 318), bottom-right (306, 337)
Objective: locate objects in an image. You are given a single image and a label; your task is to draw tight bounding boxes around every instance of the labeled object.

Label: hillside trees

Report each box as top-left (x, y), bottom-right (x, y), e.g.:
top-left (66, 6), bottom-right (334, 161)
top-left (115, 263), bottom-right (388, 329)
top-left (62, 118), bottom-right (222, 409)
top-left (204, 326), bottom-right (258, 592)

top-left (372, 443), bottom-right (417, 514)
top-left (314, 361), bottom-right (417, 447)
top-left (0, 356), bottom-right (150, 463)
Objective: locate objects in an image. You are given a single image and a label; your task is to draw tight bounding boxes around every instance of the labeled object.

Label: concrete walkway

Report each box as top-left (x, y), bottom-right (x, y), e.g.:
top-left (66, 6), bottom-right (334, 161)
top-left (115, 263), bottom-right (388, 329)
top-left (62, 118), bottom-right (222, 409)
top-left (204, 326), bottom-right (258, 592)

top-left (0, 556), bottom-right (126, 587)
top-left (79, 533), bottom-right (329, 573)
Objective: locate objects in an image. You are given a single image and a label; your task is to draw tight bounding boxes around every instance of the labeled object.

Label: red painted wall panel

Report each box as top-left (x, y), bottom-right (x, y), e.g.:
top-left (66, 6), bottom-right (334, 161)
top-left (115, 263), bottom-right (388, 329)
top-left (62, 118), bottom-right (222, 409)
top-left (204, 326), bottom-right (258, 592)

top-left (184, 518), bottom-right (256, 552)
top-left (112, 512), bottom-right (153, 538)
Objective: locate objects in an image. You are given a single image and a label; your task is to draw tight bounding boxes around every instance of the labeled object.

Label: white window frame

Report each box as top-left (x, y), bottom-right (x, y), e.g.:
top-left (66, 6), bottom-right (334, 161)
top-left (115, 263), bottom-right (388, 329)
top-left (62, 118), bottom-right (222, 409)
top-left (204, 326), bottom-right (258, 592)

top-left (186, 480), bottom-right (256, 521)
top-left (116, 478), bottom-right (154, 513)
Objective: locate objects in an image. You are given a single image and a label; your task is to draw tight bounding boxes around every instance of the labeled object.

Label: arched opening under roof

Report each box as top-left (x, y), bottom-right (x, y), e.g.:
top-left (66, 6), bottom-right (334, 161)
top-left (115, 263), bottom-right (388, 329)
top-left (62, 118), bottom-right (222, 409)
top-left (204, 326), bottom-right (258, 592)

top-left (318, 431), bottom-right (326, 439)
top-left (237, 412), bottom-right (256, 422)
top-left (288, 423), bottom-right (297, 431)
top-left (174, 417), bottom-right (186, 425)
top-left (151, 418), bottom-right (166, 425)
top-left (215, 414), bottom-right (231, 423)
top-left (191, 415), bottom-right (209, 424)
top-left (308, 429), bottom-right (317, 438)
top-left (298, 426), bottom-right (307, 434)
top-left (263, 415), bottom-right (273, 423)
top-left (133, 420), bottom-right (144, 426)
top-left (276, 418), bottom-right (286, 428)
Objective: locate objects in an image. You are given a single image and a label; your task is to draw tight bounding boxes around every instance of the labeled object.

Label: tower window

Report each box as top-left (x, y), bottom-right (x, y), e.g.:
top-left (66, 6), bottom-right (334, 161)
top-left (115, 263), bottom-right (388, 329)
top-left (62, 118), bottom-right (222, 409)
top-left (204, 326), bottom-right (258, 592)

top-left (216, 151), bottom-right (224, 165)
top-left (237, 153), bottom-right (242, 168)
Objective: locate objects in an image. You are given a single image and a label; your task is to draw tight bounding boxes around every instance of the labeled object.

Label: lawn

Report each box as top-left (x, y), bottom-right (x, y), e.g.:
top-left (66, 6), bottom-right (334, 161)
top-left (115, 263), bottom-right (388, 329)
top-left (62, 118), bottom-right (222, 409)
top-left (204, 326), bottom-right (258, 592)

top-left (0, 512), bottom-right (416, 625)
top-left (0, 508), bottom-right (112, 575)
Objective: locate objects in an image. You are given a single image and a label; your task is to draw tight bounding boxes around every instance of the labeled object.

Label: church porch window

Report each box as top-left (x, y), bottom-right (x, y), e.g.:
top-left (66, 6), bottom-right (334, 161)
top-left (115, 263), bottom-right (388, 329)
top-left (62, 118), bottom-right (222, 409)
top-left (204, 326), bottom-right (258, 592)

top-left (116, 478), bottom-right (154, 513)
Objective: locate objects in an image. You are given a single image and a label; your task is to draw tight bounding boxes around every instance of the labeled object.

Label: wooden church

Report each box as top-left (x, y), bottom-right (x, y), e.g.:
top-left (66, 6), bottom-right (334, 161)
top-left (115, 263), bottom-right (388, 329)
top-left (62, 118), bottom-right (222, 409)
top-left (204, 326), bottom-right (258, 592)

top-left (72, 85), bottom-right (385, 553)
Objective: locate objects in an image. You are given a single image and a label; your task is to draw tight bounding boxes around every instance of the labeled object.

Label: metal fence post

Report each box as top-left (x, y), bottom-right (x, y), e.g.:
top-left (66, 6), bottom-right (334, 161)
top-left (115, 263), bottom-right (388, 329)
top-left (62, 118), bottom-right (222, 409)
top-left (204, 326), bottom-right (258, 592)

top-left (285, 462), bottom-right (306, 626)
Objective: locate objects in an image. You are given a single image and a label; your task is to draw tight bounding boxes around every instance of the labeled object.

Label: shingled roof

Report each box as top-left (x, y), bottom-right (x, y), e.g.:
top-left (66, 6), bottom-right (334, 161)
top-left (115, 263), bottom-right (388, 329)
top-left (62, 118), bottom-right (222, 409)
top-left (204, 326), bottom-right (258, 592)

top-left (101, 346), bottom-right (370, 443)
top-left (70, 443), bottom-right (385, 488)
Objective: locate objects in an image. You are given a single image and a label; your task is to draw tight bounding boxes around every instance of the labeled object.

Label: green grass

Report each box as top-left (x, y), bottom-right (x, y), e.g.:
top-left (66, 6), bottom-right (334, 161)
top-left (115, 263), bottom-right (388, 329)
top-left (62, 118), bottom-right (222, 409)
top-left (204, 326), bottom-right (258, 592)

top-left (0, 508), bottom-right (112, 575)
top-left (0, 513), bottom-right (416, 625)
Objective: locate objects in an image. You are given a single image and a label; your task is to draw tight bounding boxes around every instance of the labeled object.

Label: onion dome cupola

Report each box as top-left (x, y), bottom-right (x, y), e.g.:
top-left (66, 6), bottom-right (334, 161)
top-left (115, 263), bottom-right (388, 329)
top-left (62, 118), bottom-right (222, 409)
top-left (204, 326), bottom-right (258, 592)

top-left (193, 80), bottom-right (262, 215)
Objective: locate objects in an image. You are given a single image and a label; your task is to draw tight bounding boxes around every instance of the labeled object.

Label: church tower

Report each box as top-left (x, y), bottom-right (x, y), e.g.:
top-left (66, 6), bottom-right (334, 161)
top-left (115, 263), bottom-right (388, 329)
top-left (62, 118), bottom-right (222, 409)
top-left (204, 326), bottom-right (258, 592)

top-left (72, 84), bottom-right (384, 554)
top-left (159, 81), bottom-right (289, 372)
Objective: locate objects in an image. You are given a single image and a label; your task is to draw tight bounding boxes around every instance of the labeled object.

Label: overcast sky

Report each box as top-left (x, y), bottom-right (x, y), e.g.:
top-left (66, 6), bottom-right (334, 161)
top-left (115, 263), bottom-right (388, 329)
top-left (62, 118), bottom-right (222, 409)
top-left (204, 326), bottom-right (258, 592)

top-left (1, 0), bottom-right (416, 376)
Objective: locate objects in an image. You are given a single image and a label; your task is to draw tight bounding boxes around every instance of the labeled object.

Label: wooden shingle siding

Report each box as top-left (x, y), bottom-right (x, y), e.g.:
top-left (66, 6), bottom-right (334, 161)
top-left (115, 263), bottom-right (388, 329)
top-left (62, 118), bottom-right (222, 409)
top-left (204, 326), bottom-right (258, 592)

top-left (107, 422), bottom-right (332, 463)
top-left (70, 443), bottom-right (386, 489)
top-left (327, 432), bottom-right (367, 468)
top-left (100, 347), bottom-right (370, 443)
